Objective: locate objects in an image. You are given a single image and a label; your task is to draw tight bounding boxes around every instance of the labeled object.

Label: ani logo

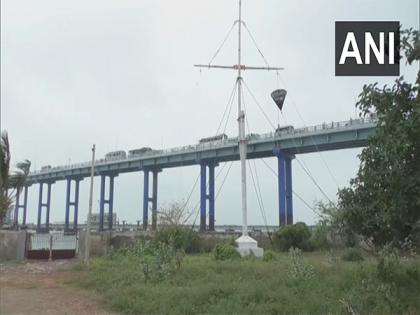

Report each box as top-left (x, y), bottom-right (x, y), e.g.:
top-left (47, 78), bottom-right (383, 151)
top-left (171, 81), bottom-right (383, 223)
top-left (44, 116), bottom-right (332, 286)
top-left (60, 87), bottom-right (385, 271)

top-left (335, 21), bottom-right (400, 76)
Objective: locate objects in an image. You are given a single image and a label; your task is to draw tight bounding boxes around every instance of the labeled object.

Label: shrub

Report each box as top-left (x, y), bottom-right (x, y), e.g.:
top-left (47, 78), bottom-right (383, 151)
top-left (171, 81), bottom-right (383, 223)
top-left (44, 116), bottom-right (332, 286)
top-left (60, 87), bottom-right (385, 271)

top-left (341, 248), bottom-right (364, 262)
top-left (262, 250), bottom-right (276, 262)
top-left (311, 222), bottom-right (332, 250)
top-left (288, 247), bottom-right (315, 280)
top-left (213, 244), bottom-right (240, 260)
top-left (111, 240), bottom-right (184, 282)
top-left (344, 248), bottom-right (420, 314)
top-left (273, 222), bottom-right (313, 251)
top-left (156, 226), bottom-right (200, 253)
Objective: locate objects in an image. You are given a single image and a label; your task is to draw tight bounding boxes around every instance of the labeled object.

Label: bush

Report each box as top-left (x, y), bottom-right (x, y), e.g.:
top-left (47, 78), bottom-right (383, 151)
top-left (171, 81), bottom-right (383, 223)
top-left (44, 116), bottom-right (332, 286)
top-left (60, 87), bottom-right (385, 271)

top-left (341, 248), bottom-right (364, 262)
top-left (213, 244), bottom-right (240, 260)
top-left (288, 247), bottom-right (315, 280)
top-left (311, 222), bottom-right (332, 250)
top-left (111, 240), bottom-right (185, 282)
top-left (273, 222), bottom-right (313, 251)
top-left (262, 250), bottom-right (276, 262)
top-left (344, 249), bottom-right (420, 314)
top-left (156, 226), bottom-right (200, 253)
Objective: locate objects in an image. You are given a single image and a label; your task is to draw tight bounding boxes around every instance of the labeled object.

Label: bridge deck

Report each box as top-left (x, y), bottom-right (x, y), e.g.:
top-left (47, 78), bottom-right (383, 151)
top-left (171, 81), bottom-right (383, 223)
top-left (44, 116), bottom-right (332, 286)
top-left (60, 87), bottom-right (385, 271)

top-left (26, 118), bottom-right (376, 184)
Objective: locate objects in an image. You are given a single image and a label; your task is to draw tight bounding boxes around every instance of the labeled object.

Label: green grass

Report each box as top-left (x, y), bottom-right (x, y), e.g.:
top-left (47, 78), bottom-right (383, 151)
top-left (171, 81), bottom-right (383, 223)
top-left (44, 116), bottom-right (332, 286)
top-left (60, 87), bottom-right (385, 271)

top-left (71, 251), bottom-right (420, 315)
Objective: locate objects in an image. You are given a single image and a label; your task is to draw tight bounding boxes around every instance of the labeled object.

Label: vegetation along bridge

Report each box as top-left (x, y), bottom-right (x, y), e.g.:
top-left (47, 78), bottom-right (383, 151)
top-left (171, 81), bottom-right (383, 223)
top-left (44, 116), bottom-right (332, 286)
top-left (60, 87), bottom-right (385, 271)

top-left (15, 117), bottom-right (377, 232)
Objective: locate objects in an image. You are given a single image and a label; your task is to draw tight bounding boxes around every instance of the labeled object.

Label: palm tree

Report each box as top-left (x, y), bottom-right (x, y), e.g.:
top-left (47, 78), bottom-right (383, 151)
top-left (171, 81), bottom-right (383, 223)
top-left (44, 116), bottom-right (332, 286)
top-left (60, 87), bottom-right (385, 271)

top-left (0, 131), bottom-right (31, 225)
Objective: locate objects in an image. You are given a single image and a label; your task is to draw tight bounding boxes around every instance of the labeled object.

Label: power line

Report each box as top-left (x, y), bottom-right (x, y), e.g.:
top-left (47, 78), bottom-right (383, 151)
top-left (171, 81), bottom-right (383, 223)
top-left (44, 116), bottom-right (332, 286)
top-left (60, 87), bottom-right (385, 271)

top-left (242, 78), bottom-right (334, 203)
top-left (222, 82), bottom-right (237, 136)
top-left (242, 22), bottom-right (270, 68)
top-left (207, 21), bottom-right (237, 66)
top-left (216, 80), bottom-right (238, 136)
top-left (277, 74), bottom-right (341, 188)
top-left (242, 79), bottom-right (277, 130)
top-left (259, 158), bottom-right (321, 216)
top-left (241, 20), bottom-right (340, 195)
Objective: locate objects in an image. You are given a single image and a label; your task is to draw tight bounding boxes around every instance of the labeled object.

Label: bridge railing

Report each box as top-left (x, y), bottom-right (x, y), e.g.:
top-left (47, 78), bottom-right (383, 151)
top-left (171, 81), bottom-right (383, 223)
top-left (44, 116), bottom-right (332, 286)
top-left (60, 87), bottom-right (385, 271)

top-left (29, 117), bottom-right (377, 176)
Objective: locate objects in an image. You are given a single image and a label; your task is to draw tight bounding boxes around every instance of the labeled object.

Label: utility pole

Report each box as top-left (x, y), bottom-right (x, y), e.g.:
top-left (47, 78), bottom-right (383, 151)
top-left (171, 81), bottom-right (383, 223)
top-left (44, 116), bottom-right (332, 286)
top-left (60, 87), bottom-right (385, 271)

top-left (194, 0), bottom-right (283, 256)
top-left (84, 144), bottom-right (96, 266)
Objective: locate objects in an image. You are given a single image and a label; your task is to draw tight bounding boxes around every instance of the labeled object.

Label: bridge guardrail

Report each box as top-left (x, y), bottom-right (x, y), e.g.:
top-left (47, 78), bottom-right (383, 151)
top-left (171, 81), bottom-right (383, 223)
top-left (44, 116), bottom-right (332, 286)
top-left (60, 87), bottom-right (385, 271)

top-left (29, 117), bottom-right (377, 176)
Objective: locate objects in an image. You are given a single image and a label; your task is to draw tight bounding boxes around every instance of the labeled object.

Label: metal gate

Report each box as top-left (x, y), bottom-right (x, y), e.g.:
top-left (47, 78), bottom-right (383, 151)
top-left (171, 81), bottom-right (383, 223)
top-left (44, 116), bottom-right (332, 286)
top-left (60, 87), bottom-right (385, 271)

top-left (26, 232), bottom-right (78, 259)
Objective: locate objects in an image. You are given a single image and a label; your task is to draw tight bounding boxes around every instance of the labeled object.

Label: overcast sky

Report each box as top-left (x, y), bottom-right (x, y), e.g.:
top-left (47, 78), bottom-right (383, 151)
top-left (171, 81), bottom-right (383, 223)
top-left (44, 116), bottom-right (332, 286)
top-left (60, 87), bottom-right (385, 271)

top-left (1, 0), bottom-right (419, 226)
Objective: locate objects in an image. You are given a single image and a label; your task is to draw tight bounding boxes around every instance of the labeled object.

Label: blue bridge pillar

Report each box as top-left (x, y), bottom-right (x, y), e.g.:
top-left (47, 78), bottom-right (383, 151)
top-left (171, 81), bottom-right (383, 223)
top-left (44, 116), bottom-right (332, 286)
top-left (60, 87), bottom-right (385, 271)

top-left (99, 173), bottom-right (118, 231)
top-left (143, 168), bottom-right (160, 230)
top-left (285, 156), bottom-right (294, 225)
top-left (14, 185), bottom-right (29, 228)
top-left (64, 177), bottom-right (82, 233)
top-left (37, 181), bottom-right (54, 233)
top-left (273, 149), bottom-right (294, 226)
top-left (199, 161), bottom-right (218, 232)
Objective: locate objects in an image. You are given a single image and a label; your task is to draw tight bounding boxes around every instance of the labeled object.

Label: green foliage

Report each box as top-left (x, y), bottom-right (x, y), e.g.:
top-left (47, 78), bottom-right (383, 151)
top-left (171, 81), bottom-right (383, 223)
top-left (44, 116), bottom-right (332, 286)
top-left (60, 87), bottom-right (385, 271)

top-left (341, 248), bottom-right (364, 262)
top-left (262, 250), bottom-right (276, 262)
top-left (315, 201), bottom-right (357, 248)
top-left (287, 247), bottom-right (315, 280)
top-left (155, 226), bottom-right (200, 253)
top-left (0, 131), bottom-right (31, 225)
top-left (213, 244), bottom-right (240, 260)
top-left (310, 222), bottom-right (331, 250)
top-left (273, 222), bottom-right (313, 251)
top-left (110, 240), bottom-right (184, 282)
top-left (344, 249), bottom-right (420, 314)
top-left (73, 251), bottom-right (420, 315)
top-left (338, 28), bottom-right (420, 248)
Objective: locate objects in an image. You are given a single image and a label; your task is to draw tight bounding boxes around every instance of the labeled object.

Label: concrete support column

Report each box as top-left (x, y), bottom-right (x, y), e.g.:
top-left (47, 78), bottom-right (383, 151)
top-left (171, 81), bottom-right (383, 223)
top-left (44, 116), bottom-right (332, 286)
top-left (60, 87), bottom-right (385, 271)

top-left (274, 149), bottom-right (294, 227)
top-left (22, 186), bottom-right (28, 225)
top-left (208, 164), bottom-right (215, 231)
top-left (37, 183), bottom-right (43, 230)
top-left (65, 178), bottom-right (82, 232)
top-left (142, 171), bottom-right (149, 230)
top-left (151, 170), bottom-right (159, 231)
top-left (99, 175), bottom-right (106, 231)
top-left (277, 154), bottom-right (286, 226)
top-left (45, 182), bottom-right (52, 231)
top-left (200, 163), bottom-right (207, 232)
top-left (142, 169), bottom-right (160, 231)
top-left (65, 179), bottom-right (71, 231)
top-left (199, 161), bottom-right (217, 232)
top-left (99, 174), bottom-right (117, 231)
top-left (37, 182), bottom-right (53, 232)
top-left (285, 156), bottom-right (294, 225)
top-left (108, 176), bottom-right (114, 231)
top-left (73, 179), bottom-right (80, 231)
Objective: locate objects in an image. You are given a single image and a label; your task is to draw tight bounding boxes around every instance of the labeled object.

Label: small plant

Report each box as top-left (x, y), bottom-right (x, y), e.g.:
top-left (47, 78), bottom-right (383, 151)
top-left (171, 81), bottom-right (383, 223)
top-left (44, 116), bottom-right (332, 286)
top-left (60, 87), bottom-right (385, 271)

top-left (273, 222), bottom-right (313, 251)
top-left (110, 240), bottom-right (185, 282)
top-left (311, 222), bottom-right (332, 250)
top-left (327, 248), bottom-right (338, 266)
top-left (213, 244), bottom-right (240, 260)
top-left (262, 250), bottom-right (276, 262)
top-left (341, 248), bottom-right (364, 262)
top-left (288, 247), bottom-right (315, 280)
top-left (156, 226), bottom-right (200, 253)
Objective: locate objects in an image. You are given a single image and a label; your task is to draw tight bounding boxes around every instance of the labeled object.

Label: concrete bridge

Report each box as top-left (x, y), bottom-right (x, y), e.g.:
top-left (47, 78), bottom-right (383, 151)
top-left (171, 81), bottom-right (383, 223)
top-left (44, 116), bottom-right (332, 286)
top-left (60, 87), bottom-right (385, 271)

top-left (14, 117), bottom-right (376, 232)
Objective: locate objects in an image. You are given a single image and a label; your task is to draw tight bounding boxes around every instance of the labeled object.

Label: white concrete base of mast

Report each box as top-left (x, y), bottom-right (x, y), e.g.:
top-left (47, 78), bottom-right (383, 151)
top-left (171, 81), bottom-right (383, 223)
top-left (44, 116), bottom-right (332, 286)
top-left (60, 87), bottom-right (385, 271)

top-left (235, 235), bottom-right (264, 257)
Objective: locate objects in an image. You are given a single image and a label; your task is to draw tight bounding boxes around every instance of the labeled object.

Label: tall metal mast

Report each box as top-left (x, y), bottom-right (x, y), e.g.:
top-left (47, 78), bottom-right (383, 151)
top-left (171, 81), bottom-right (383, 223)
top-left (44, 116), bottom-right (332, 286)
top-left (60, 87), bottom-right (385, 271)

top-left (195, 0), bottom-right (283, 241)
top-left (237, 0), bottom-right (248, 237)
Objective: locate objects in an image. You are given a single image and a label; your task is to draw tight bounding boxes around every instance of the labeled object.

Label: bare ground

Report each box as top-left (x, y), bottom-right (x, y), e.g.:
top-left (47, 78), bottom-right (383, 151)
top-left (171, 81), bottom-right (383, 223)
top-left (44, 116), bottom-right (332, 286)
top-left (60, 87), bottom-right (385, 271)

top-left (0, 259), bottom-right (115, 315)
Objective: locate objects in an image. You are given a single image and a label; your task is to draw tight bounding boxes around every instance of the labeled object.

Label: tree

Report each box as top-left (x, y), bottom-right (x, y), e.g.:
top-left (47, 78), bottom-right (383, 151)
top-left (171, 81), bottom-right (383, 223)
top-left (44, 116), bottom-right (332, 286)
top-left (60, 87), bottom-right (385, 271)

top-left (0, 131), bottom-right (31, 225)
top-left (338, 29), bottom-right (420, 247)
top-left (158, 201), bottom-right (193, 226)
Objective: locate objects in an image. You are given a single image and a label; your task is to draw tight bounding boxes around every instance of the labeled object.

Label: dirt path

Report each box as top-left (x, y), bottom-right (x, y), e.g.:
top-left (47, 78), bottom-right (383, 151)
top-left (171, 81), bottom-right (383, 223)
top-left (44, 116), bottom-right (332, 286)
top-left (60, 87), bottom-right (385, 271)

top-left (0, 259), bottom-right (115, 315)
